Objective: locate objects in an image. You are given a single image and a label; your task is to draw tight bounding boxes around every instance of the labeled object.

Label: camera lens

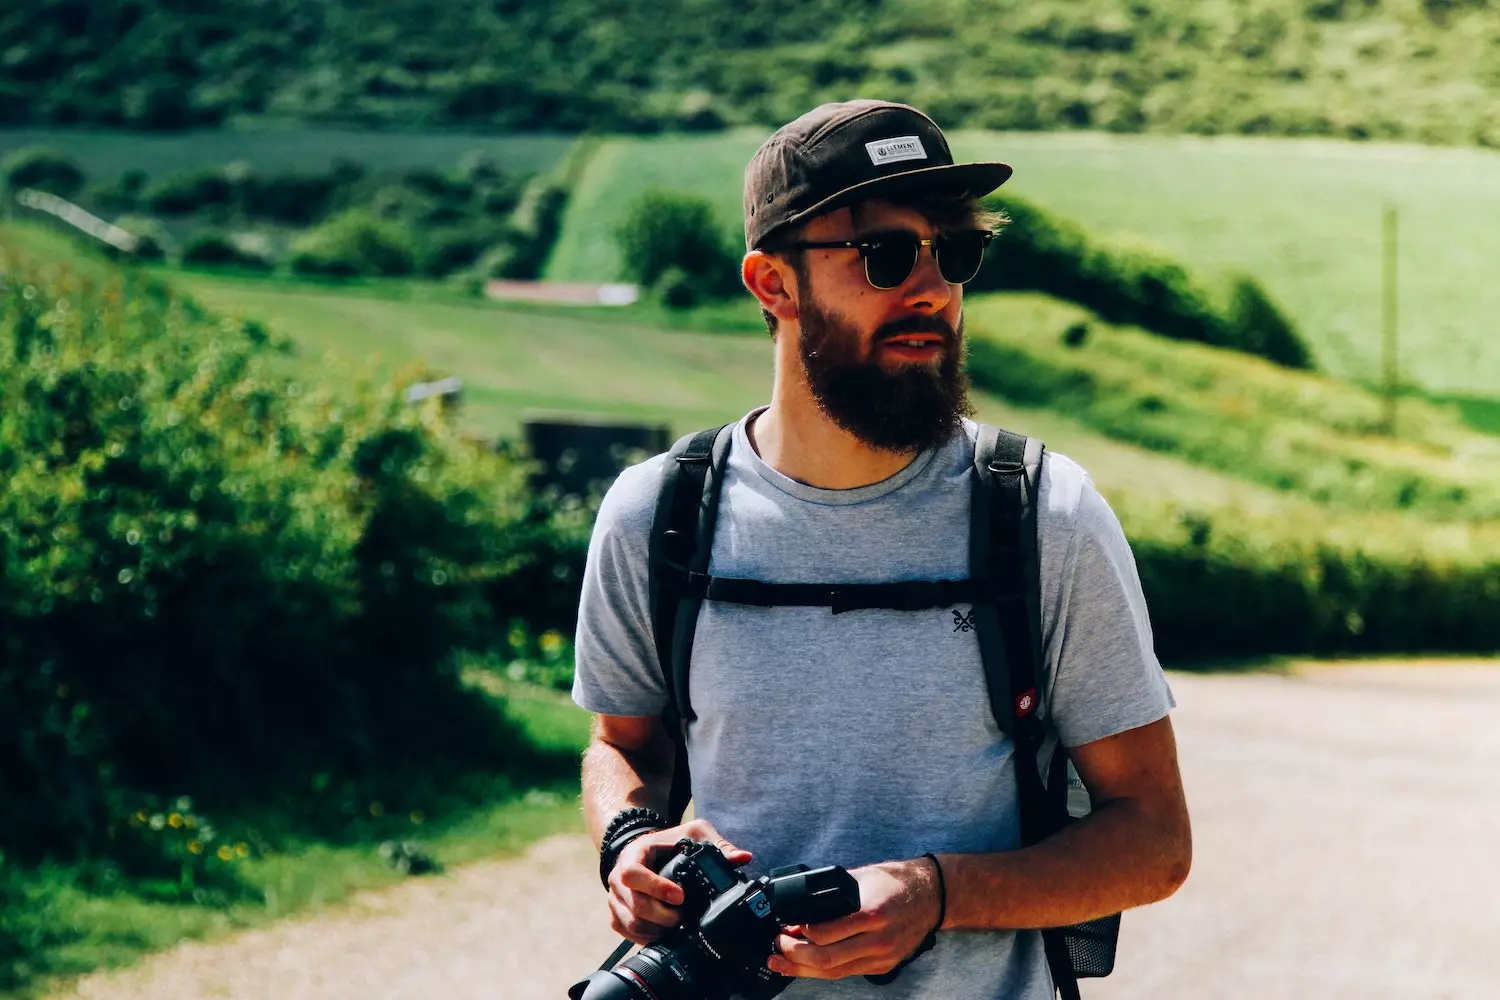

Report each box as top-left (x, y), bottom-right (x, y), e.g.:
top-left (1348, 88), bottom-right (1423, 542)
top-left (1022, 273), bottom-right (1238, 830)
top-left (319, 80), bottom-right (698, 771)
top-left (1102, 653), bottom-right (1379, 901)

top-left (575, 945), bottom-right (686, 1000)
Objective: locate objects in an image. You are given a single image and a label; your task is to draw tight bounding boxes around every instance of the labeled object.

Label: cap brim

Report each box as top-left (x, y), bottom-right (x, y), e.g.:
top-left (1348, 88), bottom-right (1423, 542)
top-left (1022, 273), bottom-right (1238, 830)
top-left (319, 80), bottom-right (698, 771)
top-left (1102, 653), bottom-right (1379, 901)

top-left (780, 161), bottom-right (1014, 238)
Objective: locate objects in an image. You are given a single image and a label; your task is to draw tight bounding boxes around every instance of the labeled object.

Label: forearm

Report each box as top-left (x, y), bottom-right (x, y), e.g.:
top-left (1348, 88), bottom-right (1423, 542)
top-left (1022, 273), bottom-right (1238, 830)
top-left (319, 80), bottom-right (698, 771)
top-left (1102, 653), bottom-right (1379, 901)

top-left (940, 795), bottom-right (1191, 932)
top-left (580, 724), bottom-right (675, 847)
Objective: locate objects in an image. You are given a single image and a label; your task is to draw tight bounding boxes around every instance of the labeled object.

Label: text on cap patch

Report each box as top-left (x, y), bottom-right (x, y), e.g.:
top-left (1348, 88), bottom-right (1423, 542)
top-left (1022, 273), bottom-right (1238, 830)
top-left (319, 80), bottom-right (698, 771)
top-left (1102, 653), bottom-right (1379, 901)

top-left (865, 135), bottom-right (927, 166)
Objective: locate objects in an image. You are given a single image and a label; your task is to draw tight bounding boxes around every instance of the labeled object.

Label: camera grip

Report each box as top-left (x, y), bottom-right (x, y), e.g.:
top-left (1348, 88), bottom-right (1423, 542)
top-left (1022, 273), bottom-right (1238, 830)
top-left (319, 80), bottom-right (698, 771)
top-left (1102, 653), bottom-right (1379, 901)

top-left (765, 864), bottom-right (860, 925)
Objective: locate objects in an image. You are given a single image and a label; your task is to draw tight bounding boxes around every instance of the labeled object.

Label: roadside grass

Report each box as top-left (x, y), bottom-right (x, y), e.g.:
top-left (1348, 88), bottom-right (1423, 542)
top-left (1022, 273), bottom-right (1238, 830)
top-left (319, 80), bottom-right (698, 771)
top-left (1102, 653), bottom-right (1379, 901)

top-left (0, 127), bottom-right (575, 182)
top-left (545, 129), bottom-right (1500, 397)
top-left (964, 294), bottom-right (1500, 520)
top-left (6, 681), bottom-right (591, 1000)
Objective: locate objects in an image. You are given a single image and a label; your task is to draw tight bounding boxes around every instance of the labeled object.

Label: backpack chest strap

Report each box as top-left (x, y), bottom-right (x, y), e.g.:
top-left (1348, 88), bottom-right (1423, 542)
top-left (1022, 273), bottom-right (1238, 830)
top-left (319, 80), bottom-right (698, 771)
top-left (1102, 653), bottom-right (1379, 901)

top-left (658, 568), bottom-right (1021, 615)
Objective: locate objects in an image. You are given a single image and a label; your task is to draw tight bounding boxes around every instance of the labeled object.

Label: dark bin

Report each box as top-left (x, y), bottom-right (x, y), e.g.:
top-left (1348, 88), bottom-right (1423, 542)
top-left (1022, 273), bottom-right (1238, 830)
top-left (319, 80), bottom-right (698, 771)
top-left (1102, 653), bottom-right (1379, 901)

top-left (523, 419), bottom-right (671, 498)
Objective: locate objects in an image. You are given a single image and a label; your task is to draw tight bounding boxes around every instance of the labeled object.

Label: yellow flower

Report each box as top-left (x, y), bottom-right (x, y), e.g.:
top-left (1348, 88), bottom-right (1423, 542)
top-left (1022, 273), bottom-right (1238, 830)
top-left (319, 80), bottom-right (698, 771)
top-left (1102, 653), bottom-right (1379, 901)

top-left (188, 840), bottom-right (204, 854)
top-left (168, 813), bottom-right (183, 829)
top-left (217, 845), bottom-right (234, 861)
top-left (235, 843), bottom-right (250, 858)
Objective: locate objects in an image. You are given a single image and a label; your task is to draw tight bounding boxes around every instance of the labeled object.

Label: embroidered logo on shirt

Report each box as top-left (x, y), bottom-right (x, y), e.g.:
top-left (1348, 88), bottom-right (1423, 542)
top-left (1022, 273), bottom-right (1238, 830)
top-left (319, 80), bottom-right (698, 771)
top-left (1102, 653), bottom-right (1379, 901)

top-left (952, 608), bottom-right (976, 632)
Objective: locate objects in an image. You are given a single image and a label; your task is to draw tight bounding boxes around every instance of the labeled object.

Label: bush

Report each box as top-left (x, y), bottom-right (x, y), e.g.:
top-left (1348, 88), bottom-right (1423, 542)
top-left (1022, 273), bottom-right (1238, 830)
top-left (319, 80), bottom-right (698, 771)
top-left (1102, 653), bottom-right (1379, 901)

top-left (239, 168), bottom-right (355, 225)
top-left (0, 244), bottom-right (581, 871)
top-left (1112, 496), bottom-right (1500, 661)
top-left (973, 194), bottom-right (1314, 369)
top-left (492, 177), bottom-right (570, 280)
top-left (112, 215), bottom-right (174, 262)
top-left (181, 230), bottom-right (274, 271)
top-left (290, 210), bottom-right (417, 278)
top-left (142, 167), bottom-right (233, 216)
top-left (420, 224), bottom-right (508, 278)
top-left (614, 189), bottom-right (741, 299)
top-left (1, 146), bottom-right (85, 199)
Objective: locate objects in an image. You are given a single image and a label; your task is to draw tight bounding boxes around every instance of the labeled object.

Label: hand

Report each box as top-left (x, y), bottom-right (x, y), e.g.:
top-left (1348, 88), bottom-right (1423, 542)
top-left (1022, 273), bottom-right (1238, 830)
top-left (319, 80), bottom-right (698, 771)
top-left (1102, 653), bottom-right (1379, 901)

top-left (767, 856), bottom-right (942, 980)
top-left (605, 819), bottom-right (753, 946)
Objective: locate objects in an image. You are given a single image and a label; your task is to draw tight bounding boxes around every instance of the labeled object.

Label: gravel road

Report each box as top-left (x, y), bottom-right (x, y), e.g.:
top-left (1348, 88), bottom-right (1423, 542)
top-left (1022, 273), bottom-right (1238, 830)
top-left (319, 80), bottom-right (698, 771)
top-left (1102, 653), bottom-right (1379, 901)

top-left (52, 661), bottom-right (1500, 1000)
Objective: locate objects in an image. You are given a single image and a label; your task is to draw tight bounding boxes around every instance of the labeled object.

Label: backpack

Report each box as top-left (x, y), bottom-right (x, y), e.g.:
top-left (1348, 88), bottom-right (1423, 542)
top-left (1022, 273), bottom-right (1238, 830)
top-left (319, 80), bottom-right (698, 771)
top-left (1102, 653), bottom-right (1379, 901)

top-left (646, 422), bottom-right (1120, 1000)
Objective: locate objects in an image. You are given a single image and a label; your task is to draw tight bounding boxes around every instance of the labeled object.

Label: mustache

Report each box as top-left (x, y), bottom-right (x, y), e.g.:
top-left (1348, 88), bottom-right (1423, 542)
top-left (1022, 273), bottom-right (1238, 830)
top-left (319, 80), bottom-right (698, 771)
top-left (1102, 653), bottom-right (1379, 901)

top-left (874, 313), bottom-right (960, 344)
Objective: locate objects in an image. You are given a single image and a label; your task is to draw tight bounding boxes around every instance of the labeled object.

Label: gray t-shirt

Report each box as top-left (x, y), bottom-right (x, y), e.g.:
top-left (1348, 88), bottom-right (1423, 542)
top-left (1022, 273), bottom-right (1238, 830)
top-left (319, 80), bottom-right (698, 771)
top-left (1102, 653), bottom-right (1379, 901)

top-left (573, 409), bottom-right (1174, 1000)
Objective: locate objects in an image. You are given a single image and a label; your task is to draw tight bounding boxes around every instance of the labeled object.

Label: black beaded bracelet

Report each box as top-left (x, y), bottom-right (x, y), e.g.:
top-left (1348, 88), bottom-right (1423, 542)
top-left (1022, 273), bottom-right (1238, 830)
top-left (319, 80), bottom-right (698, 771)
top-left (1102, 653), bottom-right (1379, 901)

top-left (598, 806), bottom-right (667, 889)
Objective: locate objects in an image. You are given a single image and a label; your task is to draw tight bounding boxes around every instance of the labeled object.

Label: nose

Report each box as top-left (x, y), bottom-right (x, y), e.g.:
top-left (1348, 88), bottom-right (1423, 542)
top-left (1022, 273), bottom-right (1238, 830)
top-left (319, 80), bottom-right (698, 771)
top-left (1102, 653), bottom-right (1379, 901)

top-left (900, 240), bottom-right (953, 313)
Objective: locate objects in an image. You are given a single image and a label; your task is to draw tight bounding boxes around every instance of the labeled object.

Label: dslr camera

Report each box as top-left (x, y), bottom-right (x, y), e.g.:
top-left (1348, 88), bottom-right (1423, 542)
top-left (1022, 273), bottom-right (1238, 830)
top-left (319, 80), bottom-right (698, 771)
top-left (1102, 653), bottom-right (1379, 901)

top-left (570, 839), bottom-right (861, 1000)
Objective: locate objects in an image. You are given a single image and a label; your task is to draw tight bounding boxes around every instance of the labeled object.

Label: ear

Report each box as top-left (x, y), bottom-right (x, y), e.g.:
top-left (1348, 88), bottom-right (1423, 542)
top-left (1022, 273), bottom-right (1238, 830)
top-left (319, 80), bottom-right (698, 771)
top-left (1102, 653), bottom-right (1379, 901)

top-left (742, 250), bottom-right (799, 324)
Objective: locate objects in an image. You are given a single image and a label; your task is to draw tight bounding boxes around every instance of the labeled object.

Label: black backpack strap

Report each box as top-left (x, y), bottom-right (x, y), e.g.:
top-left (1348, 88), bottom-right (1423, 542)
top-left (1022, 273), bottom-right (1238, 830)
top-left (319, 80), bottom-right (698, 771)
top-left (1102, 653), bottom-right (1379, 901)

top-left (972, 425), bottom-right (1081, 1000)
top-left (647, 423), bottom-right (733, 825)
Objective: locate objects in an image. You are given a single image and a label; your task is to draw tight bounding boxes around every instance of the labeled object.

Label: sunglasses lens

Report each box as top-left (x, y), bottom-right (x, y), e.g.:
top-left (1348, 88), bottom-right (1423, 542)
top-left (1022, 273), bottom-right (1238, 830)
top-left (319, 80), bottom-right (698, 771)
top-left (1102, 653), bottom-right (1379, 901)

top-left (863, 237), bottom-right (919, 290)
top-left (937, 231), bottom-right (989, 285)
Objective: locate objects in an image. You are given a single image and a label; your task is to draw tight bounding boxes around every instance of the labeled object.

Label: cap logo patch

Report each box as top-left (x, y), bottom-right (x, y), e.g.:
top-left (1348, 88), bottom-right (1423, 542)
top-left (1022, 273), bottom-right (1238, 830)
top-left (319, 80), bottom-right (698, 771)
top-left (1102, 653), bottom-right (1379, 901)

top-left (865, 135), bottom-right (927, 166)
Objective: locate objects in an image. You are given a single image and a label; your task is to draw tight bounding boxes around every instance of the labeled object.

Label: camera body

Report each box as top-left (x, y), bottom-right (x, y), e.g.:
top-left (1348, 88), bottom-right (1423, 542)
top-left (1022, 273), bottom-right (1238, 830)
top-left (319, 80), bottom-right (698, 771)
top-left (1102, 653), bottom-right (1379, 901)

top-left (570, 839), bottom-right (861, 1000)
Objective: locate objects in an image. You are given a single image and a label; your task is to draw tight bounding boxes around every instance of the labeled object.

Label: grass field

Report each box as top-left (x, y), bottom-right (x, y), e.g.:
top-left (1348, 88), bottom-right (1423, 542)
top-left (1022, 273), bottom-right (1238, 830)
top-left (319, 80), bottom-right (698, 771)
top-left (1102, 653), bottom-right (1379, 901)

top-left (546, 129), bottom-right (1500, 397)
top-left (0, 127), bottom-right (575, 181)
top-left (12, 677), bottom-right (588, 1000)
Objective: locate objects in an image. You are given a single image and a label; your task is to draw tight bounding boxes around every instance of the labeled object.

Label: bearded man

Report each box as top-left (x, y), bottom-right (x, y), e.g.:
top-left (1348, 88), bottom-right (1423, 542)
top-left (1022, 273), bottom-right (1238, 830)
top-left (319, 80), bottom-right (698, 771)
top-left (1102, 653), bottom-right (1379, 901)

top-left (571, 100), bottom-right (1192, 999)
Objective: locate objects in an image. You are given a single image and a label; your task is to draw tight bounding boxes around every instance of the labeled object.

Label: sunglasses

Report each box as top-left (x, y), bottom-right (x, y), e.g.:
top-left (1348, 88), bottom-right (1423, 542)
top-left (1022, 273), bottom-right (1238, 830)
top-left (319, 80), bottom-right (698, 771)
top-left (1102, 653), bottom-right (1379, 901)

top-left (786, 229), bottom-right (995, 290)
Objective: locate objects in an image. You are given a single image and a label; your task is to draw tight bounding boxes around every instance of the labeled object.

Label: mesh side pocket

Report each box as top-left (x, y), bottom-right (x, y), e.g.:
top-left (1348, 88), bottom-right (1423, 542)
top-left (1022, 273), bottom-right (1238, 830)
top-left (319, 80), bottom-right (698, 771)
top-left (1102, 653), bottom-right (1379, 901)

top-left (1060, 913), bottom-right (1120, 978)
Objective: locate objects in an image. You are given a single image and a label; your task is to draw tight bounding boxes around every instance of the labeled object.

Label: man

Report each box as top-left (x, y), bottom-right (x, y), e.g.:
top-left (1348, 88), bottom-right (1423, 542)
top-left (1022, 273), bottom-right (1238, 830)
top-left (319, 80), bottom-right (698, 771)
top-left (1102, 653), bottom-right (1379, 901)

top-left (572, 99), bottom-right (1191, 998)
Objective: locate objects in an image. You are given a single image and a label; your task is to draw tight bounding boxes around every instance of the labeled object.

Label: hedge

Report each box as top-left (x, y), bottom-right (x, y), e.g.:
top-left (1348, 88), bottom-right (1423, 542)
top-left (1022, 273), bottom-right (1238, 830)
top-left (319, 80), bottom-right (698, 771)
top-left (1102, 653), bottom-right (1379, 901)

top-left (0, 243), bottom-right (586, 869)
top-left (975, 193), bottom-right (1313, 369)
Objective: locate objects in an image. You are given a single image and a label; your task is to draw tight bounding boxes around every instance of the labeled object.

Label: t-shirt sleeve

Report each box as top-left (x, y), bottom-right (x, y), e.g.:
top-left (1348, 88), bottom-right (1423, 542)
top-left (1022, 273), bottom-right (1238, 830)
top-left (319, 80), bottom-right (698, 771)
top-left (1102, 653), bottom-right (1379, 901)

top-left (570, 459), bottom-right (670, 718)
top-left (1041, 462), bottom-right (1175, 748)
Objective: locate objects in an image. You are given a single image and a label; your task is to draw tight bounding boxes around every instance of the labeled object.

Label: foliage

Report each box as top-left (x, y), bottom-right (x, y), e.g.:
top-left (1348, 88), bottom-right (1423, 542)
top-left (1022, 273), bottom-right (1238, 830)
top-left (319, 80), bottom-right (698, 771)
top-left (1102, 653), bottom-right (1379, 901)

top-left (963, 294), bottom-right (1500, 520)
top-left (8, 0), bottom-right (1500, 146)
top-left (973, 194), bottom-right (1314, 368)
top-left (1114, 494), bottom-right (1500, 660)
top-left (0, 241), bottom-right (582, 877)
top-left (289, 210), bottom-right (417, 277)
top-left (615, 189), bottom-right (741, 305)
top-left (0, 146), bottom-right (84, 199)
top-left (180, 230), bottom-right (275, 271)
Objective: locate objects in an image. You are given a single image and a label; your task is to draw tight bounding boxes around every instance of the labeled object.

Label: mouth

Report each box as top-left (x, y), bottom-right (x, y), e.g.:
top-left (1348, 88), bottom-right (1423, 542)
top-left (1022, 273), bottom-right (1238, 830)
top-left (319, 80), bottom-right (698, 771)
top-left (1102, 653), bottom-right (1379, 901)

top-left (877, 332), bottom-right (946, 362)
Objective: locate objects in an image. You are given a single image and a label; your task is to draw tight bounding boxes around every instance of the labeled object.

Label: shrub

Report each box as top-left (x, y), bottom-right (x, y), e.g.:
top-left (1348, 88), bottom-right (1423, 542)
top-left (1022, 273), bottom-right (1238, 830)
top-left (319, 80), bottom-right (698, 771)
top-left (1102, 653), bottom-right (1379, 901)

top-left (142, 168), bottom-right (233, 216)
top-left (0, 244), bottom-right (579, 871)
top-left (1, 146), bottom-right (85, 199)
top-left (420, 224), bottom-right (508, 278)
top-left (495, 177), bottom-right (571, 280)
top-left (181, 230), bottom-right (274, 271)
top-left (290, 210), bottom-right (417, 278)
top-left (973, 194), bottom-right (1314, 369)
top-left (239, 168), bottom-right (353, 225)
top-left (614, 189), bottom-right (740, 298)
top-left (1111, 496), bottom-right (1500, 661)
top-left (111, 215), bottom-right (174, 262)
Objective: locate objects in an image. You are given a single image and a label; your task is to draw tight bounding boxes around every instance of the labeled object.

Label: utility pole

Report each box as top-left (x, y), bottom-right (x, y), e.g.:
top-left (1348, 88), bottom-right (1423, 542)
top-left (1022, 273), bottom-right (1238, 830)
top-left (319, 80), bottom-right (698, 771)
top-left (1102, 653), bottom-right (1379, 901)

top-left (1382, 203), bottom-right (1399, 436)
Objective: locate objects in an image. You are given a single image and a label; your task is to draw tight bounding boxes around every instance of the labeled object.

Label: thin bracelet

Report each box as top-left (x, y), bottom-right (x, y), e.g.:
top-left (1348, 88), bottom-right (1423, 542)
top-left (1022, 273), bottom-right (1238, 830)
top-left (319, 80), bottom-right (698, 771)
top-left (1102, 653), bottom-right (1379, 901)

top-left (921, 852), bottom-right (947, 933)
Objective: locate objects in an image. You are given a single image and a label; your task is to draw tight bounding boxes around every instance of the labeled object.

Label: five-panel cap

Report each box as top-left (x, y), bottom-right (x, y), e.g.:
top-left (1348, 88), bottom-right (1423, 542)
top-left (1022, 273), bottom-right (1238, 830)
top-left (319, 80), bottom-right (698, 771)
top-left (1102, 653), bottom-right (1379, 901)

top-left (743, 99), bottom-right (1013, 250)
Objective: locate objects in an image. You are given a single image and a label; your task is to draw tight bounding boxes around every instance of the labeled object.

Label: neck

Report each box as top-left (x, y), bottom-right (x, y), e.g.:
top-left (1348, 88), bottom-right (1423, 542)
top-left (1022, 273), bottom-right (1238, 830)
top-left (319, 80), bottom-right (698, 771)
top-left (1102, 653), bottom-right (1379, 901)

top-left (748, 362), bottom-right (921, 491)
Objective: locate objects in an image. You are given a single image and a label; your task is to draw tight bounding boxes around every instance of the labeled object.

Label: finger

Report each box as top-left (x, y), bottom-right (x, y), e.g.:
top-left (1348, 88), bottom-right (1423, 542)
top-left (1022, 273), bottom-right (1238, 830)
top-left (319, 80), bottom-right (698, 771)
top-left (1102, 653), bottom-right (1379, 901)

top-left (773, 931), bottom-right (883, 973)
top-left (608, 895), bottom-right (671, 946)
top-left (799, 913), bottom-right (870, 946)
top-left (616, 884), bottom-right (680, 929)
top-left (616, 863), bottom-right (685, 905)
top-left (682, 820), bottom-right (753, 866)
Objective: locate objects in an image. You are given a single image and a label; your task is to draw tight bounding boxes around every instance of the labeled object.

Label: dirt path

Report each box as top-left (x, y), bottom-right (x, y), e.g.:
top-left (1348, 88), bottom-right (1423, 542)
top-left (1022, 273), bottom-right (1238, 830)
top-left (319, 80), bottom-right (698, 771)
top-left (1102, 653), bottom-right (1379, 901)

top-left (52, 662), bottom-right (1500, 1000)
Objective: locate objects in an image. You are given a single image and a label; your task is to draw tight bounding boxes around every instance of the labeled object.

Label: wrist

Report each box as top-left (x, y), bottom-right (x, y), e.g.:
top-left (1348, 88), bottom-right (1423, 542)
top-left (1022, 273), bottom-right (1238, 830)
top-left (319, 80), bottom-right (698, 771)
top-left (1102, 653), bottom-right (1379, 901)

top-left (598, 806), bottom-right (666, 889)
top-left (923, 852), bottom-right (948, 934)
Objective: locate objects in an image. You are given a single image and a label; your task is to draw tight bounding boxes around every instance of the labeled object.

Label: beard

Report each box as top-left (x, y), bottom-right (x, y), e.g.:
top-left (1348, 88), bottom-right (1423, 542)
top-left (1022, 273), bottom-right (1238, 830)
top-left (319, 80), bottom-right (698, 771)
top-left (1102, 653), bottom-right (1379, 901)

top-left (797, 294), bottom-right (975, 454)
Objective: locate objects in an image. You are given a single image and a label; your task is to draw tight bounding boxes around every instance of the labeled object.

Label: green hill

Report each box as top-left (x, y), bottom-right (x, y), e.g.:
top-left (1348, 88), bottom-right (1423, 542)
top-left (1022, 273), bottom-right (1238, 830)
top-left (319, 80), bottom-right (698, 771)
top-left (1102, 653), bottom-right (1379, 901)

top-left (9, 0), bottom-right (1500, 146)
top-left (547, 130), bottom-right (1500, 397)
